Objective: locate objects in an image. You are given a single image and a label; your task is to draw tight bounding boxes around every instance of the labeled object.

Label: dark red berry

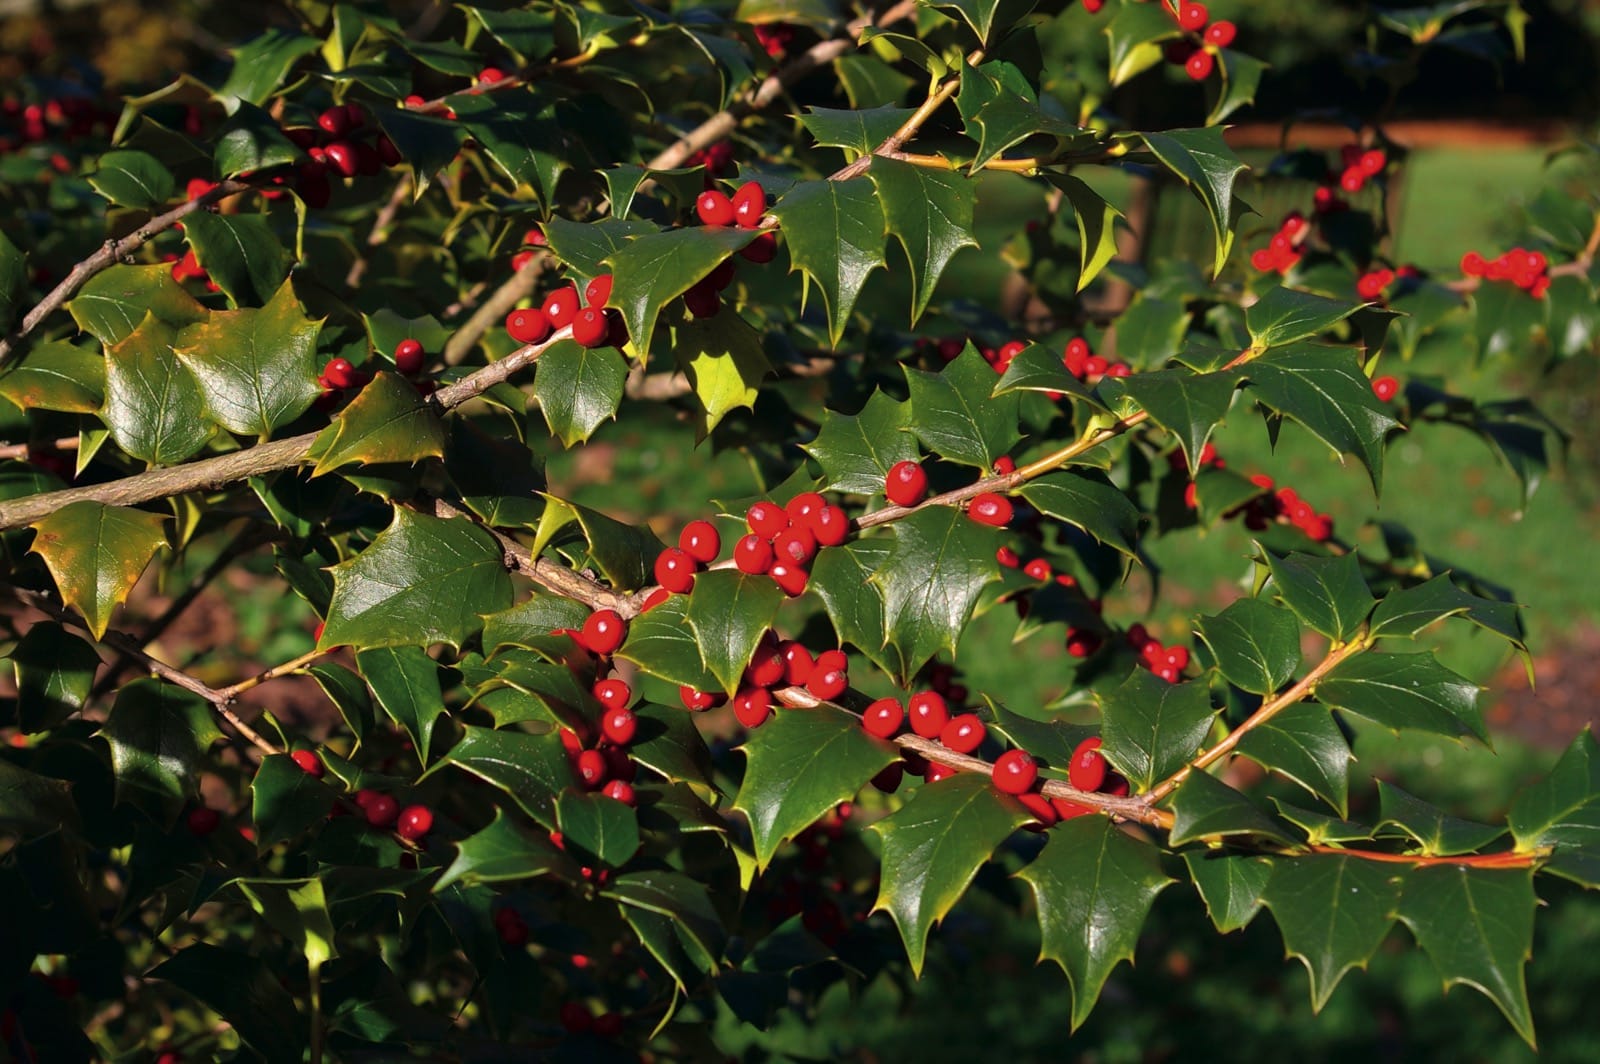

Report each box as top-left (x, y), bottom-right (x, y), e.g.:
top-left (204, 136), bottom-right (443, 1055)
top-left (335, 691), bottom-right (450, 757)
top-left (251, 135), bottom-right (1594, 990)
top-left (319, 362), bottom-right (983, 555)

top-left (968, 493), bottom-right (1014, 527)
top-left (396, 804), bottom-right (433, 841)
top-left (706, 259), bottom-right (736, 290)
top-left (907, 691), bottom-right (949, 738)
top-left (863, 697), bottom-right (904, 739)
top-left (734, 687), bottom-right (772, 728)
top-left (697, 189), bottom-right (736, 226)
top-left (364, 793), bottom-right (399, 828)
top-left (601, 706), bottom-right (637, 746)
top-left (593, 678), bottom-right (631, 712)
top-left (732, 181), bottom-right (766, 228)
top-left (559, 1001), bottom-right (593, 1034)
top-left (885, 460), bottom-right (929, 507)
top-left (940, 713), bottom-right (986, 754)
top-left (571, 306), bottom-right (608, 348)
top-left (680, 519), bottom-right (721, 563)
top-left (186, 807), bottom-right (221, 836)
top-left (394, 338), bottom-right (425, 375)
top-left (576, 749), bottom-right (609, 789)
top-left (653, 547), bottom-right (697, 594)
top-left (325, 140), bottom-right (359, 178)
top-left (992, 749), bottom-right (1037, 794)
top-left (542, 285), bottom-right (580, 329)
top-left (317, 106), bottom-right (350, 136)
top-left (506, 307), bottom-right (552, 345)
top-left (747, 501), bottom-right (789, 538)
top-left (734, 533), bottom-right (774, 575)
top-left (593, 1012), bottom-right (625, 1038)
top-left (578, 610), bottom-right (626, 655)
top-left (683, 280), bottom-right (721, 318)
top-left (872, 762), bottom-right (904, 793)
top-left (290, 750), bottom-right (325, 777)
top-left (1069, 737), bottom-right (1107, 792)
top-left (740, 231), bottom-right (778, 263)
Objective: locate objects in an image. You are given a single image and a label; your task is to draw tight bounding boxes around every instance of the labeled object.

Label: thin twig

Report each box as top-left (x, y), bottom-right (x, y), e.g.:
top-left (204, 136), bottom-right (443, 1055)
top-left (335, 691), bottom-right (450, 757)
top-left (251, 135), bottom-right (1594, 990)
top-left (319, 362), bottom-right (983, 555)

top-left (0, 436), bottom-right (78, 461)
top-left (1301, 842), bottom-right (1544, 868)
top-left (214, 647), bottom-right (328, 701)
top-left (442, 255), bottom-right (548, 365)
top-left (344, 173), bottom-right (413, 288)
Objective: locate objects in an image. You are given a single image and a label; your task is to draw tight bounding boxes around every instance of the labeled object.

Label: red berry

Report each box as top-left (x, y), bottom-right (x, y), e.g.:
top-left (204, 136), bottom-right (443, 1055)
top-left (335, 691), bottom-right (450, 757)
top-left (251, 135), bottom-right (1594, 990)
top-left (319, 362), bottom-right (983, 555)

top-left (732, 181), bottom-right (767, 228)
top-left (996, 546), bottom-right (1020, 568)
top-left (940, 713), bottom-right (986, 754)
top-left (322, 357), bottom-right (357, 389)
top-left (746, 633), bottom-right (785, 687)
top-left (863, 697), bottom-right (904, 739)
top-left (925, 762), bottom-right (958, 783)
top-left (575, 749), bottom-right (609, 789)
top-left (602, 779), bottom-right (636, 806)
top-left (1203, 20), bottom-right (1236, 47)
top-left (707, 259), bottom-right (736, 291)
top-left (571, 306), bottom-right (609, 348)
top-left (679, 519), bottom-right (721, 563)
top-left (907, 691), bottom-right (949, 738)
top-left (683, 280), bottom-right (721, 318)
top-left (747, 501), bottom-right (789, 538)
top-left (559, 1001), bottom-right (593, 1034)
top-left (601, 707), bottom-right (637, 746)
top-left (1176, 3), bottom-right (1208, 32)
top-left (1069, 737), bottom-right (1107, 792)
top-left (394, 338), bottom-right (425, 375)
top-left (584, 273), bottom-right (614, 307)
top-left (290, 750), bottom-right (325, 777)
top-left (476, 66), bottom-right (506, 86)
top-left (1372, 376), bottom-right (1400, 402)
top-left (772, 525), bottom-right (817, 566)
top-left (810, 504), bottom-right (850, 546)
top-left (770, 561), bottom-right (810, 597)
top-left (1023, 558), bottom-right (1053, 581)
top-left (993, 749), bottom-right (1037, 795)
top-left (396, 804), bottom-right (433, 841)
top-left (1018, 792), bottom-right (1058, 827)
top-left (376, 133), bottom-right (401, 166)
top-left (578, 610), bottom-right (626, 655)
top-left (496, 910), bottom-right (529, 946)
top-left (1184, 50), bottom-right (1215, 81)
top-left (680, 685), bottom-right (722, 711)
top-left (734, 687), bottom-right (772, 728)
top-left (317, 106), bottom-right (350, 136)
top-left (1104, 773), bottom-right (1131, 797)
top-left (593, 1011), bottom-right (625, 1038)
top-left (807, 652), bottom-right (847, 699)
top-left (697, 189), bottom-right (736, 226)
top-left (542, 284), bottom-right (580, 329)
top-left (733, 533), bottom-right (774, 575)
top-left (780, 641), bottom-right (815, 686)
top-left (593, 678), bottom-right (631, 712)
top-left (559, 727), bottom-right (585, 760)
top-left (1359, 149), bottom-right (1387, 176)
top-left (640, 587), bottom-right (670, 613)
top-left (364, 793), bottom-right (399, 828)
top-left (186, 806), bottom-right (221, 836)
top-left (967, 493), bottom-right (1013, 527)
top-left (505, 307), bottom-right (552, 345)
top-left (885, 460), bottom-right (929, 507)
top-left (740, 231), bottom-right (778, 263)
top-left (785, 491), bottom-right (825, 524)
top-left (325, 140), bottom-right (360, 178)
top-left (872, 763), bottom-right (904, 792)
top-left (653, 547), bottom-right (697, 594)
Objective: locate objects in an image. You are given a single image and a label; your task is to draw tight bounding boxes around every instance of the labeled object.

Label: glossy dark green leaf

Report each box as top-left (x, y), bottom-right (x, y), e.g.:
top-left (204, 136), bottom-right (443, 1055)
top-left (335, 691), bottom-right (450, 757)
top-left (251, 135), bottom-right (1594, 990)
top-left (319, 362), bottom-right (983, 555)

top-left (1245, 346), bottom-right (1401, 493)
top-left (0, 230), bottom-right (23, 334)
top-left (1182, 851), bottom-right (1273, 934)
top-left (1376, 781), bottom-right (1505, 855)
top-left (435, 809), bottom-right (563, 890)
top-left (799, 105), bottom-right (912, 156)
top-left (905, 347), bottom-right (1022, 469)
top-left (532, 339), bottom-right (627, 446)
top-left (870, 773), bottom-right (1030, 975)
top-left (252, 753), bottom-right (338, 848)
top-left (603, 870), bottom-right (726, 975)
top-left (217, 27), bottom-right (319, 104)
top-left (801, 389), bottom-right (919, 495)
top-left (1369, 573), bottom-right (1524, 649)
top-left (474, 655), bottom-right (591, 729)
top-left (671, 310), bottom-right (772, 437)
top-left (461, 4), bottom-right (556, 62)
top-left (29, 500), bottom-right (167, 639)
top-left (1262, 855), bottom-right (1403, 1010)
top-left (617, 597), bottom-right (719, 691)
top-left (1508, 730), bottom-right (1600, 887)
top-left (873, 506), bottom-right (999, 675)
top-left (985, 700), bottom-right (1097, 768)
top-left (1113, 295), bottom-right (1191, 366)
top-left (1261, 550), bottom-right (1374, 643)
top-left (322, 508), bottom-right (513, 651)
top-left (100, 678), bottom-right (221, 805)
top-left (0, 341), bottom-right (105, 413)
top-left (1196, 598), bottom-right (1302, 695)
top-left (1246, 288), bottom-right (1366, 350)
top-left (102, 315), bottom-right (214, 464)
top-left (0, 758), bottom-right (80, 838)
top-left (1142, 127), bottom-right (1247, 276)
top-left (771, 178), bottom-right (887, 345)
top-left (1051, 174), bottom-right (1124, 291)
top-left (311, 372), bottom-right (445, 475)
top-left (628, 705), bottom-right (716, 791)
top-left (173, 278), bottom-right (319, 434)
top-left (69, 264), bottom-right (206, 345)
top-left (445, 419), bottom-right (546, 528)
top-left (557, 790), bottom-right (639, 868)
top-left (150, 944), bottom-right (305, 1061)
top-left (1397, 866), bottom-right (1537, 1047)
top-left (1018, 471), bottom-right (1141, 556)
top-left (11, 621), bottom-right (102, 733)
top-left (1473, 280), bottom-right (1548, 360)
top-left (1387, 281), bottom-right (1466, 359)
top-left (307, 663), bottom-right (374, 747)
top-left (607, 226), bottom-right (754, 354)
top-left (954, 58), bottom-right (1083, 172)
top-left (1098, 669), bottom-right (1218, 793)
top-left (481, 595), bottom-right (591, 659)
top-left (1112, 369), bottom-right (1237, 476)
top-left (1020, 817), bottom-right (1173, 1029)
top-left (809, 540), bottom-right (908, 681)
top-left (1315, 651), bottom-right (1486, 743)
top-left (869, 156), bottom-right (978, 322)
top-left (181, 211), bottom-right (290, 309)
top-left (733, 706), bottom-right (897, 869)
top-left (453, 91), bottom-right (564, 201)
top-left (1167, 769), bottom-right (1299, 847)
top-left (357, 647), bottom-right (445, 764)
top-left (990, 341), bottom-right (1099, 405)
top-left (531, 495), bottom-right (664, 591)
top-left (428, 725), bottom-right (570, 829)
top-left (1236, 703), bottom-right (1352, 816)
top-left (543, 216), bottom-right (654, 278)
top-left (211, 101), bottom-right (302, 177)
top-left (87, 149), bottom-right (173, 208)
top-left (374, 108), bottom-right (467, 193)
top-left (930, 0), bottom-right (1035, 43)
top-left (685, 569), bottom-right (785, 695)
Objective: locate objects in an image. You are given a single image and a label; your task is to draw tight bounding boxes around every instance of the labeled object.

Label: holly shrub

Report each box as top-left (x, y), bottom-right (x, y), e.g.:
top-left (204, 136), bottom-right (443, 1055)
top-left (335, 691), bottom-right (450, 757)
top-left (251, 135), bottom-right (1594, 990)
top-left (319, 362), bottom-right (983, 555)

top-left (1, 0), bottom-right (1598, 1060)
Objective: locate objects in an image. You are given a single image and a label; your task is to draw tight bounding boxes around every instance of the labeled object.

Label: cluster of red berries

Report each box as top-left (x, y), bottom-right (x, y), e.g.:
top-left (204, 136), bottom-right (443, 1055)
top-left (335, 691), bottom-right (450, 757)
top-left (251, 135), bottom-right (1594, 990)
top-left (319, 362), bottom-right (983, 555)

top-left (687, 140), bottom-right (735, 182)
top-left (667, 494), bottom-right (849, 600)
top-left (1160, 3), bottom-right (1238, 81)
top-left (744, 632), bottom-right (851, 728)
top-left (0, 95), bottom-right (114, 152)
top-left (505, 271), bottom-right (627, 350)
top-left (1355, 265), bottom-right (1417, 302)
top-left (492, 905), bottom-right (528, 947)
top-left (510, 225), bottom-right (546, 272)
top-left (886, 459), bottom-right (1016, 528)
top-left (753, 23), bottom-right (795, 59)
top-left (1461, 247), bottom-right (1550, 299)
top-left (1250, 212), bottom-right (1309, 274)
top-left (557, 675), bottom-right (641, 806)
top-left (287, 749), bottom-right (435, 841)
top-left (282, 104), bottom-right (402, 208)
top-left (1126, 623), bottom-right (1191, 683)
top-left (1062, 336), bottom-right (1132, 381)
top-left (558, 1001), bottom-right (626, 1039)
top-left (1231, 475), bottom-right (1335, 542)
top-left (684, 180), bottom-right (778, 318)
top-left (1333, 142), bottom-right (1387, 195)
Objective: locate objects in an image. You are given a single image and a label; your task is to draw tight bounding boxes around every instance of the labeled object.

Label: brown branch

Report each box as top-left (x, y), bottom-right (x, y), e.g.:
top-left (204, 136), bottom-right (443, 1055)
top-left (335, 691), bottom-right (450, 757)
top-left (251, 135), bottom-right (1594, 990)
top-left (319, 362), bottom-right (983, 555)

top-left (214, 647), bottom-right (328, 701)
top-left (625, 354), bottom-right (838, 401)
top-left (344, 173), bottom-right (413, 289)
top-left (1302, 843), bottom-right (1545, 868)
top-left (442, 254), bottom-right (548, 365)
top-left (830, 51), bottom-right (971, 182)
top-left (0, 436), bottom-right (78, 461)
top-left (0, 181), bottom-right (251, 367)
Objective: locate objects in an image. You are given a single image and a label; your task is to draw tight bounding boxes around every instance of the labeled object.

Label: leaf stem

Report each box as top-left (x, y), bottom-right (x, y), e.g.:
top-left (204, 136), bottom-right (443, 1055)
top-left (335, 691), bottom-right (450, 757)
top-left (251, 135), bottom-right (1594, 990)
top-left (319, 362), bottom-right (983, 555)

top-left (1301, 843), bottom-right (1545, 868)
top-left (215, 647), bottom-right (328, 701)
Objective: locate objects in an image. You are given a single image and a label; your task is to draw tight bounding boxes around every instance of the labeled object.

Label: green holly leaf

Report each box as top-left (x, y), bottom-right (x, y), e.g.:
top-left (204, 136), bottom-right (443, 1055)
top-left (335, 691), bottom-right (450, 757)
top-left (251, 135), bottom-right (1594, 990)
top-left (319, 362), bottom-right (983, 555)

top-left (1021, 817), bottom-right (1173, 1028)
top-left (617, 597), bottom-right (719, 691)
top-left (102, 315), bottom-right (214, 465)
top-left (771, 178), bottom-right (887, 346)
top-left (100, 678), bottom-right (222, 805)
top-left (955, 59), bottom-right (1084, 173)
top-left (904, 347), bottom-right (1021, 469)
top-left (1111, 369), bottom-right (1237, 476)
top-left (543, 217), bottom-right (654, 278)
top-left (29, 500), bottom-right (167, 639)
top-left (1508, 730), bottom-right (1600, 887)
top-left (603, 870), bottom-right (726, 977)
top-left (733, 706), bottom-right (897, 869)
top-left (1245, 345), bottom-right (1401, 493)
top-left (1235, 702), bottom-right (1352, 816)
top-left (252, 753), bottom-right (337, 849)
top-left (531, 495), bottom-right (664, 591)
top-left (1106, 1), bottom-right (1179, 85)
top-left (1141, 127), bottom-right (1247, 276)
top-left (311, 372), bottom-right (445, 475)
top-left (799, 105), bottom-right (913, 157)
top-left (461, 5), bottom-right (557, 63)
top-left (150, 945), bottom-right (306, 1062)
top-left (870, 774), bottom-right (1030, 975)
top-left (211, 102), bottom-right (303, 177)
top-left (1369, 573), bottom-right (1525, 650)
top-left (1167, 770), bottom-right (1299, 847)
top-left (0, 341), bottom-right (105, 413)
top-left (374, 108), bottom-right (468, 194)
top-left (173, 279), bottom-right (321, 436)
top-left (1376, 781), bottom-right (1505, 856)
top-left (87, 149), bottom-right (174, 209)
top-left (801, 389), bottom-right (919, 496)
top-left (452, 92), bottom-right (565, 202)
top-left (217, 27), bottom-right (320, 105)
top-left (985, 699), bottom-right (1097, 767)
top-left (869, 156), bottom-right (979, 323)
top-left (809, 540), bottom-right (909, 681)
top-left (991, 342), bottom-right (1100, 405)
top-left (472, 655), bottom-right (592, 729)
top-left (1208, 48), bottom-right (1269, 125)
top-left (1098, 670), bottom-right (1219, 794)
top-left (481, 594), bottom-right (591, 659)
top-left (182, 211), bottom-right (290, 309)
top-left (0, 759), bottom-right (80, 839)
top-left (873, 506), bottom-right (999, 676)
top-left (356, 647), bottom-right (445, 765)
top-left (531, 339), bottom-right (627, 446)
top-left (1018, 471), bottom-right (1141, 556)
top-left (427, 725), bottom-right (570, 829)
top-left (557, 789), bottom-right (640, 870)
top-left (1183, 851), bottom-right (1273, 934)
top-left (671, 310), bottom-right (772, 438)
top-left (1388, 280), bottom-right (1467, 359)
top-left (11, 621), bottom-right (102, 733)
top-left (930, 0), bottom-right (1035, 44)
top-left (435, 808), bottom-right (564, 891)
top-left (0, 230), bottom-right (24, 334)
top-left (1271, 798), bottom-right (1376, 845)
top-left (1261, 854), bottom-right (1404, 1011)
top-left (1113, 295), bottom-right (1191, 366)
top-left (322, 508), bottom-right (513, 651)
top-left (1315, 651), bottom-right (1486, 743)
top-left (307, 663), bottom-right (374, 747)
top-left (1246, 287), bottom-right (1366, 351)
top-left (607, 226), bottom-right (755, 354)
top-left (629, 705), bottom-right (716, 791)
top-left (1049, 174), bottom-right (1124, 292)
top-left (1261, 550), bottom-right (1374, 643)
top-left (1473, 279), bottom-right (1548, 360)
top-left (685, 569), bottom-right (785, 696)
top-left (1196, 598), bottom-right (1303, 695)
top-left (69, 264), bottom-right (207, 345)
top-left (1397, 866), bottom-right (1538, 1048)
